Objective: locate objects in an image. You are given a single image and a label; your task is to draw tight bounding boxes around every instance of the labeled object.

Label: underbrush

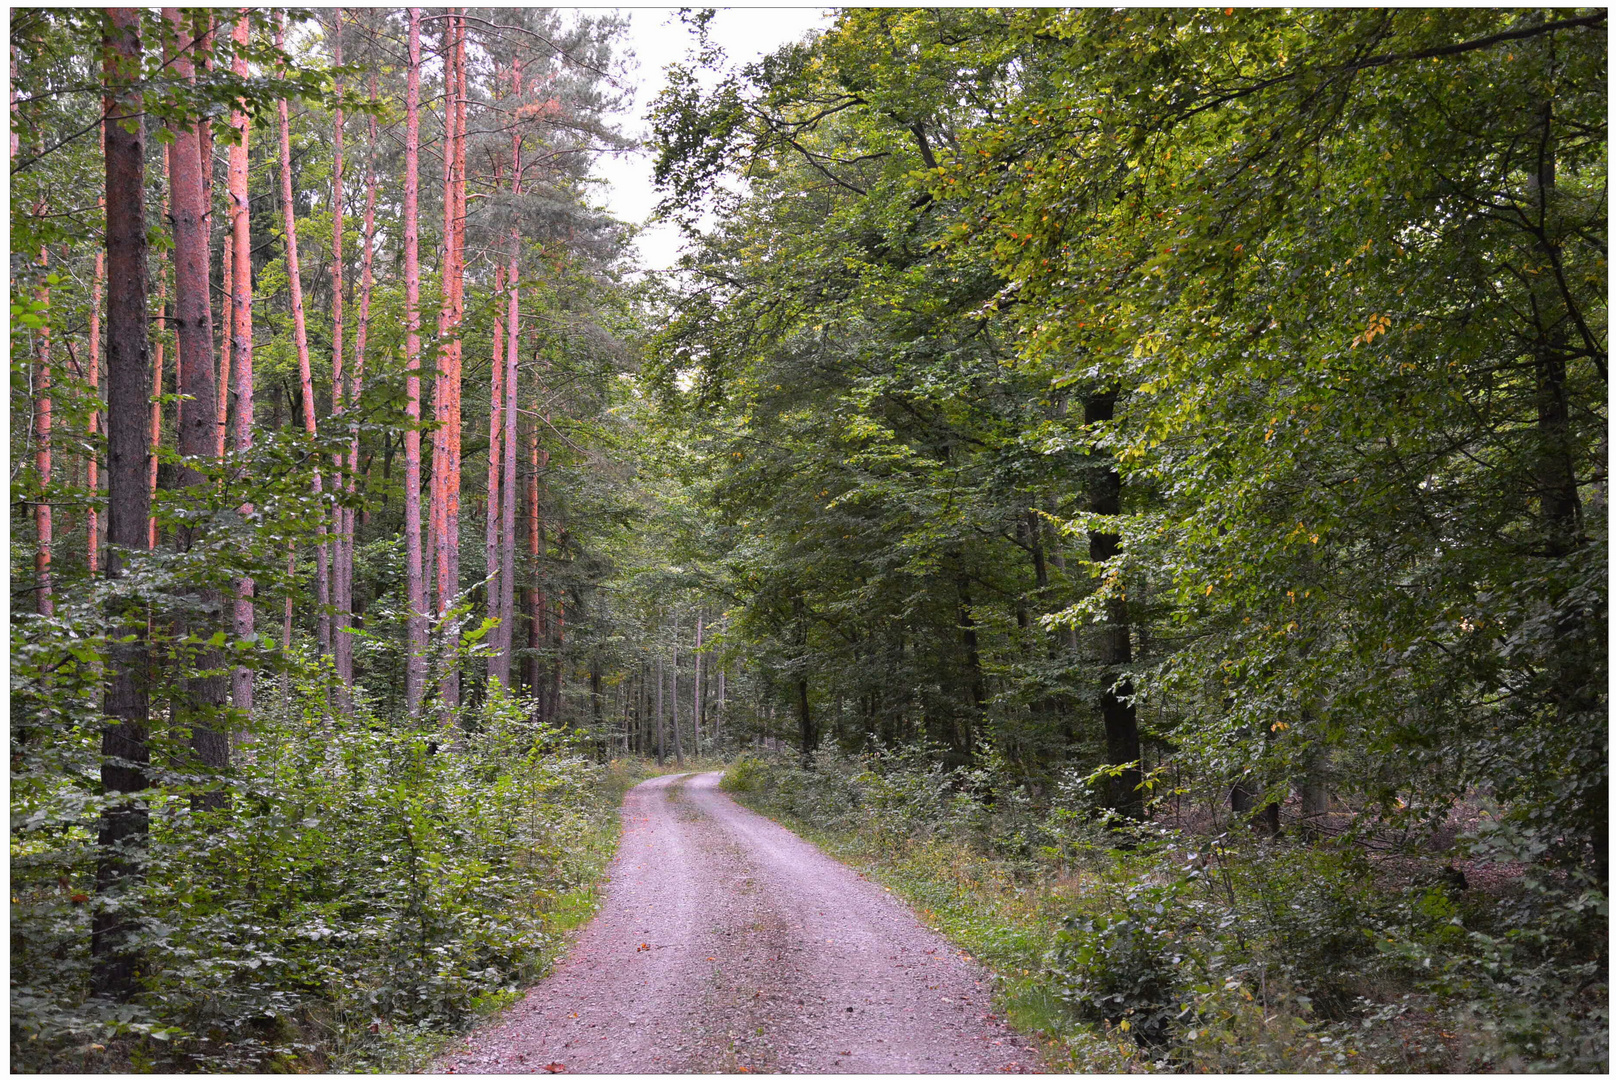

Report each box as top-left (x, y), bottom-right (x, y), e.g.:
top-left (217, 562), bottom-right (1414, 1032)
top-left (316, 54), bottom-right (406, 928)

top-left (11, 680), bottom-right (624, 1073)
top-left (721, 746), bottom-right (1608, 1073)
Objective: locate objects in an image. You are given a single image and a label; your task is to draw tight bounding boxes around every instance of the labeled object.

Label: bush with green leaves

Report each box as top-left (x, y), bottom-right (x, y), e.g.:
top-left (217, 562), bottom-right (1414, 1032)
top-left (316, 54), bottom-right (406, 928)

top-left (11, 651), bottom-right (608, 1072)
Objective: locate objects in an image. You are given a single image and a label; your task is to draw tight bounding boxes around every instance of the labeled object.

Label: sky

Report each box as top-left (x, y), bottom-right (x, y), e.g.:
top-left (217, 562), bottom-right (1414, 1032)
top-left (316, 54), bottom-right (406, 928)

top-left (592, 7), bottom-right (834, 273)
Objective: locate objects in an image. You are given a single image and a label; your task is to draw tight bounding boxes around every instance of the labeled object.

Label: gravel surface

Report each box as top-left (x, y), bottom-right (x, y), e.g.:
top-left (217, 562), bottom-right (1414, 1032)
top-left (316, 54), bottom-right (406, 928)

top-left (432, 771), bottom-right (1035, 1074)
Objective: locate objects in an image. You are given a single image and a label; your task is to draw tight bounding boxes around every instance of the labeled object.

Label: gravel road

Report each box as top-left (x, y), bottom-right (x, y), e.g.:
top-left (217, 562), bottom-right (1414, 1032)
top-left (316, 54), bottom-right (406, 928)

top-left (432, 771), bottom-right (1035, 1074)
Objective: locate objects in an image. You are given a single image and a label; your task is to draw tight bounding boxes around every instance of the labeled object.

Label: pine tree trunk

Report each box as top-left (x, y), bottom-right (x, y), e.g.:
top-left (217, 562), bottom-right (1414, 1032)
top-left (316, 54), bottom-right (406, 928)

top-left (498, 143), bottom-right (521, 689)
top-left (93, 6), bottom-right (151, 1002)
top-left (485, 259), bottom-right (506, 687)
top-left (527, 426), bottom-right (544, 696)
top-left (227, 9), bottom-right (254, 722)
top-left (446, 9), bottom-right (466, 652)
top-left (347, 82), bottom-right (379, 704)
top-left (430, 11), bottom-right (466, 711)
top-left (402, 8), bottom-right (428, 716)
top-left (147, 178), bottom-right (165, 552)
top-left (87, 159), bottom-right (105, 575)
top-left (32, 240), bottom-right (52, 616)
top-left (329, 8), bottom-right (352, 705)
top-left (276, 12), bottom-right (329, 659)
top-left (165, 7), bottom-right (228, 800)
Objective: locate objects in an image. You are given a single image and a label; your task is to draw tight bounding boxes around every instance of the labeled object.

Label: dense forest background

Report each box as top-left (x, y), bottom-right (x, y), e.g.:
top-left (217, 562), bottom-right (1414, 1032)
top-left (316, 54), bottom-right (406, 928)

top-left (10, 7), bottom-right (1607, 1072)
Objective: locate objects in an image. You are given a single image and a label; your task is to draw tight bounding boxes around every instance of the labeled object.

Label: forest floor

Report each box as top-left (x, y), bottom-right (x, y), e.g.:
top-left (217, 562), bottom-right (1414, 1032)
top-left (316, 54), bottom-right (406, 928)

top-left (428, 771), bottom-right (1036, 1074)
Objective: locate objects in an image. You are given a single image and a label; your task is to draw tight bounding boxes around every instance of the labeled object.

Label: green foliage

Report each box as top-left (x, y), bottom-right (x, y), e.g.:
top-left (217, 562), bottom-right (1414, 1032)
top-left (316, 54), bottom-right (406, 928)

top-left (725, 747), bottom-right (1609, 1073)
top-left (11, 667), bottom-right (613, 1072)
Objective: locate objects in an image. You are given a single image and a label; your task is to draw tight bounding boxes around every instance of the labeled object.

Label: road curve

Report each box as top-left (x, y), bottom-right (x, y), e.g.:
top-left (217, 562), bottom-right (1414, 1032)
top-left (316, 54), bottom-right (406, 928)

top-left (432, 771), bottom-right (1035, 1074)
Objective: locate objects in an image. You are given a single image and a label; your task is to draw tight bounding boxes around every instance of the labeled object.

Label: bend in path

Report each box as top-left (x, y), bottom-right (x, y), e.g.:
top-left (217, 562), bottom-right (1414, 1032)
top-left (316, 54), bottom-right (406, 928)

top-left (433, 770), bottom-right (1035, 1074)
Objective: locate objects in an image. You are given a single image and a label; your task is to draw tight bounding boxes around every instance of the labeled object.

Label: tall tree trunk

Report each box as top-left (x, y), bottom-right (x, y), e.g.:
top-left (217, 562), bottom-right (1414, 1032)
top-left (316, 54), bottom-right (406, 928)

top-left (276, 12), bottom-right (329, 659)
top-left (446, 8), bottom-right (466, 640)
top-left (227, 9), bottom-right (254, 721)
top-left (655, 653), bottom-right (665, 765)
top-left (526, 425), bottom-right (544, 694)
top-left (1086, 389), bottom-right (1143, 819)
top-left (147, 174), bottom-right (166, 552)
top-left (498, 101), bottom-right (522, 688)
top-left (329, 8), bottom-right (352, 705)
top-left (92, 6), bottom-right (151, 1002)
top-left (346, 80), bottom-right (379, 709)
top-left (485, 261), bottom-right (505, 685)
top-left (693, 615), bottom-right (703, 752)
top-left (165, 6), bottom-right (228, 801)
top-left (32, 240), bottom-right (52, 616)
top-left (87, 151), bottom-right (105, 575)
top-left (551, 596), bottom-right (565, 722)
top-left (402, 7), bottom-right (428, 715)
top-left (671, 618), bottom-right (682, 763)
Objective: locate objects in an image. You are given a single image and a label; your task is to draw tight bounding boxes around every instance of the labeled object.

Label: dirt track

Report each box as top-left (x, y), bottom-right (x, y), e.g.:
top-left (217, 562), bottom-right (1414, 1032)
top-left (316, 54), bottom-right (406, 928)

top-left (432, 771), bottom-right (1035, 1074)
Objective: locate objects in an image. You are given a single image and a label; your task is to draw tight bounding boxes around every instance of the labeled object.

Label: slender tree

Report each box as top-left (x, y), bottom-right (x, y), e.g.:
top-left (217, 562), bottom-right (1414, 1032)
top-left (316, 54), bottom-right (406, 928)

top-left (164, 6), bottom-right (229, 795)
top-left (32, 241), bottom-right (52, 616)
top-left (276, 11), bottom-right (329, 658)
top-left (227, 8), bottom-right (254, 719)
top-left (329, 8), bottom-right (353, 702)
top-left (526, 422), bottom-right (544, 695)
top-left (147, 156), bottom-right (166, 551)
top-left (402, 7), bottom-right (428, 715)
top-left (344, 71), bottom-right (380, 711)
top-left (87, 137), bottom-right (106, 576)
top-left (497, 73), bottom-right (522, 687)
top-left (92, 5), bottom-right (152, 1002)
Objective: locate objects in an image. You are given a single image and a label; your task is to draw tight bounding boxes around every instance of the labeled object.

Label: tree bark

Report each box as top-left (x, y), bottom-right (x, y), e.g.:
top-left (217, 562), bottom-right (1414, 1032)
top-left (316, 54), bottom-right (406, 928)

top-left (32, 241), bottom-right (52, 616)
top-left (343, 74), bottom-right (379, 712)
top-left (527, 424), bottom-right (544, 695)
top-left (655, 653), bottom-right (665, 764)
top-left (693, 615), bottom-right (703, 752)
top-left (1086, 389), bottom-right (1143, 819)
top-left (147, 170), bottom-right (166, 553)
top-left (92, 6), bottom-right (151, 1002)
top-left (165, 6), bottom-right (229, 802)
top-left (87, 155), bottom-right (105, 575)
top-left (227, 8), bottom-right (254, 722)
top-left (499, 98), bottom-right (523, 689)
top-left (671, 618), bottom-right (682, 763)
top-left (402, 7), bottom-right (428, 716)
top-left (485, 259), bottom-right (506, 686)
top-left (329, 8), bottom-right (352, 706)
top-left (276, 12), bottom-right (329, 659)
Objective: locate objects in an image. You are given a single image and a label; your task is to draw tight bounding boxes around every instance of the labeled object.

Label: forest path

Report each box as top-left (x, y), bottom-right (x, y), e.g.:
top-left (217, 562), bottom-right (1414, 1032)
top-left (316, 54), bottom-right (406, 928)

top-left (431, 771), bottom-right (1035, 1074)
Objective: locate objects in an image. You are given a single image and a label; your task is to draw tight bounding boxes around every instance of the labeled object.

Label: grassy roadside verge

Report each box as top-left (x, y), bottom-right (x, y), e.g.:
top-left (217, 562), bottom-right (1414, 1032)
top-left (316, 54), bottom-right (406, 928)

top-left (383, 759), bottom-right (725, 1074)
top-left (720, 776), bottom-right (1137, 1073)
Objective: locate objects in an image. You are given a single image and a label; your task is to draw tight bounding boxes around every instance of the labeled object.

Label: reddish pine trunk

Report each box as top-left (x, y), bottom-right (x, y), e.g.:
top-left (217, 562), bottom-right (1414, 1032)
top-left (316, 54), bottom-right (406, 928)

top-left (430, 12), bottom-right (467, 710)
top-left (402, 8), bottom-right (428, 715)
top-left (276, 12), bottom-right (329, 657)
top-left (93, 5), bottom-right (152, 1003)
top-left (330, 9), bottom-right (353, 704)
top-left (88, 163), bottom-right (105, 575)
top-left (164, 6), bottom-right (229, 798)
top-left (227, 9), bottom-right (255, 720)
